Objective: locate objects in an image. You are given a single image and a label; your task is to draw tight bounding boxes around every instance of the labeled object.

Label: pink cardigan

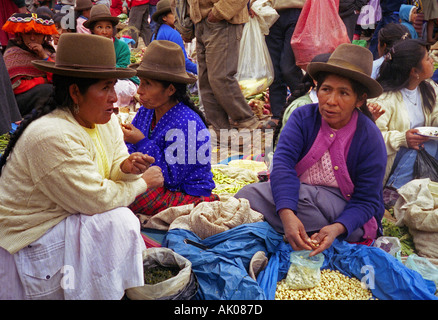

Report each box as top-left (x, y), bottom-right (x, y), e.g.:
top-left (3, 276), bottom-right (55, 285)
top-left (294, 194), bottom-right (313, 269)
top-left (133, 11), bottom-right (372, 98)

top-left (294, 110), bottom-right (378, 239)
top-left (295, 110), bottom-right (358, 201)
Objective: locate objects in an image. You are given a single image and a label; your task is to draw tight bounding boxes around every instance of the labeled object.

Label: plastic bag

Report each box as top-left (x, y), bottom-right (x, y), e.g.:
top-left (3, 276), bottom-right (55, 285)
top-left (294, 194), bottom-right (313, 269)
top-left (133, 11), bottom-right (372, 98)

top-left (414, 147), bottom-right (438, 182)
top-left (357, 0), bottom-right (382, 28)
top-left (373, 236), bottom-right (402, 257)
top-left (236, 17), bottom-right (274, 98)
top-left (405, 254), bottom-right (438, 289)
top-left (284, 250), bottom-right (324, 289)
top-left (290, 0), bottom-right (350, 70)
top-left (125, 247), bottom-right (198, 300)
top-left (250, 0), bottom-right (280, 35)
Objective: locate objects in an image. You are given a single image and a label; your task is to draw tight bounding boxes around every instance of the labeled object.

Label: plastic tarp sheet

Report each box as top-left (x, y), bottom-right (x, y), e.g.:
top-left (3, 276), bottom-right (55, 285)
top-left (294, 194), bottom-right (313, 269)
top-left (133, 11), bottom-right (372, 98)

top-left (163, 222), bottom-right (283, 300)
top-left (164, 222), bottom-right (437, 300)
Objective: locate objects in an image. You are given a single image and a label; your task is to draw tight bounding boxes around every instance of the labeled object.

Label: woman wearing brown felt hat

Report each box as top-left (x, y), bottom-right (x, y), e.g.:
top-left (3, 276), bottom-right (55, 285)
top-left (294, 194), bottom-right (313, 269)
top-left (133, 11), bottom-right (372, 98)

top-left (0, 33), bottom-right (164, 299)
top-left (122, 40), bottom-right (219, 219)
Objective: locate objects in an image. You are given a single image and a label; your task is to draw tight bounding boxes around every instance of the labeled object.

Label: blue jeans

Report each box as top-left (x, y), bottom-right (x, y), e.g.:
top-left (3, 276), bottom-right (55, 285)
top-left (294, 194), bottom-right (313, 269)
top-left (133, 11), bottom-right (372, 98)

top-left (386, 141), bottom-right (438, 189)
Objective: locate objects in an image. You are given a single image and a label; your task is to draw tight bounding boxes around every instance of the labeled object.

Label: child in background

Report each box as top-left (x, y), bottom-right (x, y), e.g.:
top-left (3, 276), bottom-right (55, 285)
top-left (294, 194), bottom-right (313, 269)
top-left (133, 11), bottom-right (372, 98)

top-left (399, 4), bottom-right (419, 39)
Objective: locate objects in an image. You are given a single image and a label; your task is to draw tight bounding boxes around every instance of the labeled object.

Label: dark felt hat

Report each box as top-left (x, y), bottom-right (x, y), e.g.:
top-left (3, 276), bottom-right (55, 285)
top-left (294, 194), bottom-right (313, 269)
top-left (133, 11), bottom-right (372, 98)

top-left (32, 33), bottom-right (136, 79)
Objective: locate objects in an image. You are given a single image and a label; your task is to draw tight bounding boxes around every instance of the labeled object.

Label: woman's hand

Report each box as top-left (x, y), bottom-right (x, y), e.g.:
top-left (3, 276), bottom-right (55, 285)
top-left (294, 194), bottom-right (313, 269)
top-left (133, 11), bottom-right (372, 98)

top-left (26, 42), bottom-right (48, 60)
top-left (142, 165), bottom-right (164, 189)
top-left (121, 123), bottom-right (145, 144)
top-left (279, 209), bottom-right (313, 251)
top-left (308, 223), bottom-right (346, 256)
top-left (406, 129), bottom-right (429, 150)
top-left (121, 152), bottom-right (155, 174)
top-left (367, 102), bottom-right (385, 121)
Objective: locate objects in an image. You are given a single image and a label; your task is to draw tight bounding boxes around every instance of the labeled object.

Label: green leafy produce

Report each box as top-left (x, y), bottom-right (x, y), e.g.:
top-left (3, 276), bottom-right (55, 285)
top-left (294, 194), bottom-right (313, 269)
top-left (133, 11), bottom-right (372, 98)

top-left (0, 133), bottom-right (10, 155)
top-left (382, 216), bottom-right (416, 256)
top-left (144, 265), bottom-right (180, 285)
top-left (211, 168), bottom-right (256, 195)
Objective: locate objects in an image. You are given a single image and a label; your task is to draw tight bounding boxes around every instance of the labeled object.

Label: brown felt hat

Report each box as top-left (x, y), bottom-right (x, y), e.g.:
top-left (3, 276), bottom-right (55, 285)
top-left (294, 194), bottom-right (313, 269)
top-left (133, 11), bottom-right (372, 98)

top-left (32, 33), bottom-right (136, 79)
top-left (152, 0), bottom-right (172, 22)
top-left (83, 4), bottom-right (119, 29)
top-left (307, 43), bottom-right (383, 98)
top-left (134, 40), bottom-right (197, 84)
top-left (75, 0), bottom-right (93, 11)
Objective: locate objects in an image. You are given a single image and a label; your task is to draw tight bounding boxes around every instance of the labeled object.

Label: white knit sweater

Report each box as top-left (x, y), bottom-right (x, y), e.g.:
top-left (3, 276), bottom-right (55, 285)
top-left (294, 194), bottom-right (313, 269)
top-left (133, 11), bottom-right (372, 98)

top-left (0, 108), bottom-right (147, 254)
top-left (369, 81), bottom-right (438, 184)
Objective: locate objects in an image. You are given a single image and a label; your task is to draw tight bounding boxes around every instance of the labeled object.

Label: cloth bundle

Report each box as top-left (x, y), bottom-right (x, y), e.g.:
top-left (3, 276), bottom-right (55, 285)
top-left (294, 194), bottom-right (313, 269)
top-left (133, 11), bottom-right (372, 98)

top-left (143, 196), bottom-right (264, 239)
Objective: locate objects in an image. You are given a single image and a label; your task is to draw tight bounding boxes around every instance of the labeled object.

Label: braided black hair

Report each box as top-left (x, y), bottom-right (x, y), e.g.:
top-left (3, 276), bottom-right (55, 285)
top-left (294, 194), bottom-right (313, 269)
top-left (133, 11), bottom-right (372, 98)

top-left (0, 74), bottom-right (99, 176)
top-left (174, 83), bottom-right (207, 125)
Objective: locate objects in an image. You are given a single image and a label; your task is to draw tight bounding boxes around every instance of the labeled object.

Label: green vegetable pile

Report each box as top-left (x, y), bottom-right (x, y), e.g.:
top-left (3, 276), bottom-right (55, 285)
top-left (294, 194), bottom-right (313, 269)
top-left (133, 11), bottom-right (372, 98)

top-left (382, 208), bottom-right (416, 256)
top-left (211, 168), bottom-right (257, 195)
top-left (144, 265), bottom-right (180, 285)
top-left (0, 133), bottom-right (10, 155)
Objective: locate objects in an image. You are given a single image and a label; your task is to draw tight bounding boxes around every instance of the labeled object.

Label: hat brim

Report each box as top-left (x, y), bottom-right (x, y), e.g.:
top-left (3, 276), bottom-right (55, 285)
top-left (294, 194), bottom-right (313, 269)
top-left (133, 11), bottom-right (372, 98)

top-left (32, 60), bottom-right (137, 79)
top-left (307, 62), bottom-right (383, 98)
top-left (136, 69), bottom-right (197, 84)
top-left (83, 16), bottom-right (119, 29)
top-left (152, 8), bottom-right (171, 22)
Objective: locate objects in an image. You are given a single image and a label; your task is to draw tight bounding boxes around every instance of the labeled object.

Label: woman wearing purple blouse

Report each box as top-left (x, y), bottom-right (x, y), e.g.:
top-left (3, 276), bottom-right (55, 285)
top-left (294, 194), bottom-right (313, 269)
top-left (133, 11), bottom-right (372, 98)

top-left (235, 43), bottom-right (387, 256)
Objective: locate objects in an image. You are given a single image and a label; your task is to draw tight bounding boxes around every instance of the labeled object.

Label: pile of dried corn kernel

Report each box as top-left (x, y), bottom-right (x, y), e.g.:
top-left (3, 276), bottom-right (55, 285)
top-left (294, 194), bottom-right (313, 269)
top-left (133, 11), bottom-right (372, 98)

top-left (275, 269), bottom-right (374, 300)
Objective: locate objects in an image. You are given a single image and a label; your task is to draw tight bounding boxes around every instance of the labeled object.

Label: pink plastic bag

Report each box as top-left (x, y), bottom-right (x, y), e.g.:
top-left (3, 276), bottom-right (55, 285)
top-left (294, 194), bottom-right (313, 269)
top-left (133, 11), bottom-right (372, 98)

top-left (290, 0), bottom-right (350, 70)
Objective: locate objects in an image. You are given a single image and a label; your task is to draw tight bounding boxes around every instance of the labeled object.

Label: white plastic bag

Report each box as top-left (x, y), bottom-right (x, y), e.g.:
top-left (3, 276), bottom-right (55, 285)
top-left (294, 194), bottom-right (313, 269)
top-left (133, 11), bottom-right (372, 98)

top-left (285, 250), bottom-right (324, 290)
top-left (236, 17), bottom-right (274, 98)
top-left (405, 254), bottom-right (438, 288)
top-left (250, 0), bottom-right (279, 35)
top-left (373, 236), bottom-right (402, 257)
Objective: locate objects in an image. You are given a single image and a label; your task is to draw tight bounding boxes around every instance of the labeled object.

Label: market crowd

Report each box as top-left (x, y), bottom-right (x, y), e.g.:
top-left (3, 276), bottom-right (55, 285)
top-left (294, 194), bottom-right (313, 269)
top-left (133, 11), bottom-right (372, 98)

top-left (0, 0), bottom-right (438, 300)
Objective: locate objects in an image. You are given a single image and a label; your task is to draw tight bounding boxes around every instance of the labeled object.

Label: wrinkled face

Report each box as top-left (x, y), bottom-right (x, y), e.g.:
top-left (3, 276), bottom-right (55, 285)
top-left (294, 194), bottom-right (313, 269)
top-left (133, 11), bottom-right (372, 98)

top-left (317, 74), bottom-right (365, 130)
top-left (71, 78), bottom-right (118, 128)
top-left (20, 31), bottom-right (45, 48)
top-left (92, 20), bottom-right (114, 39)
top-left (137, 77), bottom-right (174, 109)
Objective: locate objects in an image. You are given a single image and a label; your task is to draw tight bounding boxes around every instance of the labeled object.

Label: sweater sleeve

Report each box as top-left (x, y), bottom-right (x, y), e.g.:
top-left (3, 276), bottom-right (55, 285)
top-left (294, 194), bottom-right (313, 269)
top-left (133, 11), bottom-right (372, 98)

top-left (26, 119), bottom-right (147, 215)
top-left (270, 107), bottom-right (309, 212)
top-left (371, 94), bottom-right (410, 157)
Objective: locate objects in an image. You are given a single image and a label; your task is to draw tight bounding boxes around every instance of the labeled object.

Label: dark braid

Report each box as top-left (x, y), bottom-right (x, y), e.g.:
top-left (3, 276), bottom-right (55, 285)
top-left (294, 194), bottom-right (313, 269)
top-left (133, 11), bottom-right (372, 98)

top-left (0, 74), bottom-right (99, 176)
top-left (159, 80), bottom-right (208, 126)
top-left (172, 82), bottom-right (207, 126)
top-left (152, 13), bottom-right (167, 40)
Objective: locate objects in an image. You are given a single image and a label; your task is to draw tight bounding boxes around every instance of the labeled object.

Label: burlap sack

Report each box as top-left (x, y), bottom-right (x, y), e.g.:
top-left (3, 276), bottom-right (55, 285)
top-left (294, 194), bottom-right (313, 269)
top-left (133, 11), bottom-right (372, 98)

top-left (394, 178), bottom-right (438, 261)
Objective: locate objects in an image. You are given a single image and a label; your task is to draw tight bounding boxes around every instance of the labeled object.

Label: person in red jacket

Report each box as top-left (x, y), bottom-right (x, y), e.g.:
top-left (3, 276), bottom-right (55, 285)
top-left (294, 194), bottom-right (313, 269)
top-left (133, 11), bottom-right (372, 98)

top-left (2, 12), bottom-right (57, 116)
top-left (110, 0), bottom-right (124, 16)
top-left (127, 0), bottom-right (152, 47)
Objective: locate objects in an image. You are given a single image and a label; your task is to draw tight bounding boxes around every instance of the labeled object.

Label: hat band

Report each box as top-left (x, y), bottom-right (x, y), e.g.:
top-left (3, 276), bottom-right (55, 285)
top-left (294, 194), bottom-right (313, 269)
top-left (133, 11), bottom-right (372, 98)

top-left (56, 63), bottom-right (116, 70)
top-left (326, 58), bottom-right (368, 75)
top-left (139, 62), bottom-right (186, 74)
